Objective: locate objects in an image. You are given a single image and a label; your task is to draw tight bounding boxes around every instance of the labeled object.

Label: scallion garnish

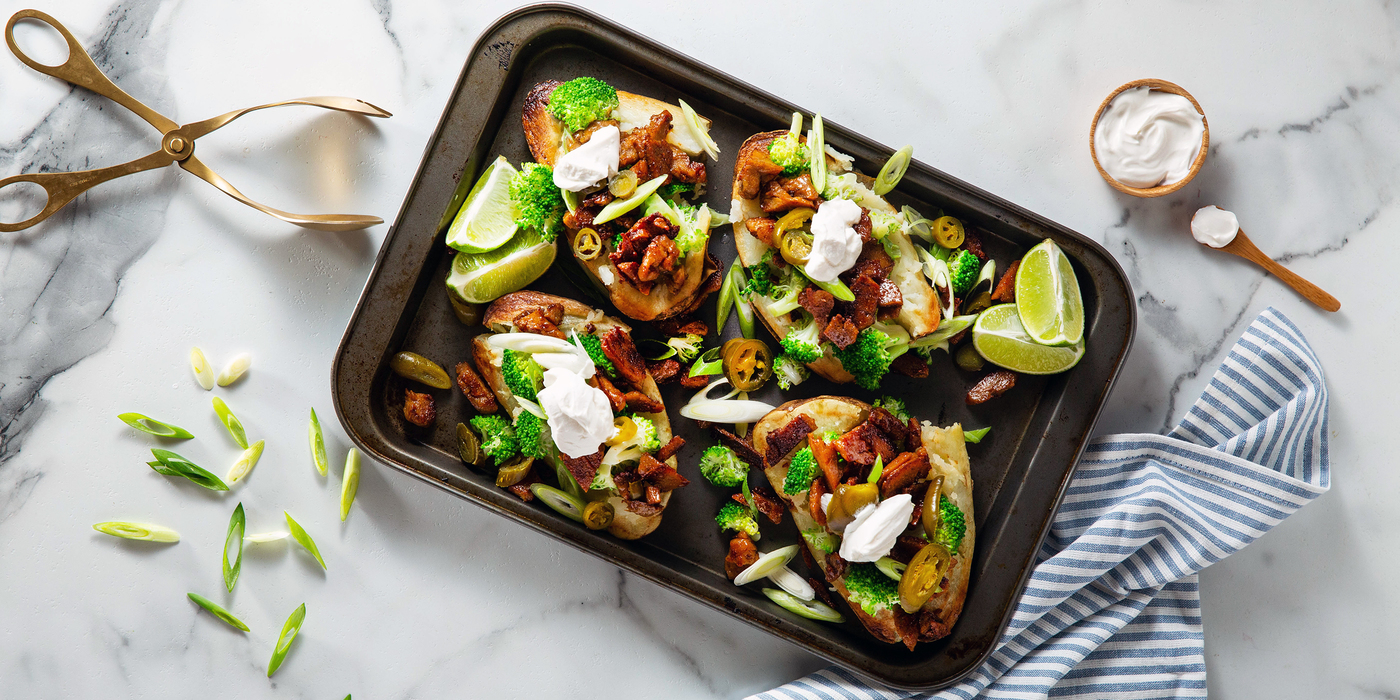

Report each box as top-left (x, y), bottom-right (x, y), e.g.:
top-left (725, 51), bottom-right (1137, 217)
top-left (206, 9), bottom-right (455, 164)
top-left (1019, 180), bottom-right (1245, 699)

top-left (963, 427), bottom-right (991, 444)
top-left (677, 98), bottom-right (720, 160)
top-left (223, 503), bottom-right (245, 592)
top-left (528, 483), bottom-right (586, 523)
top-left (226, 440), bottom-right (265, 484)
top-left (216, 352), bottom-right (251, 387)
top-left (340, 449), bottom-right (361, 522)
top-left (639, 339), bottom-right (677, 361)
top-left (187, 593), bottom-right (249, 632)
top-left (689, 347), bottom-right (723, 378)
top-left (266, 602), bottom-right (306, 677)
top-left (190, 347), bottom-right (215, 391)
top-left (149, 449), bottom-right (229, 491)
top-left (244, 531), bottom-right (289, 544)
top-left (808, 114), bottom-right (826, 193)
top-left (309, 408), bottom-right (329, 476)
top-left (92, 521), bottom-right (180, 542)
top-left (117, 412), bottom-right (194, 440)
top-left (867, 454), bottom-right (884, 484)
top-left (284, 512), bottom-right (326, 569)
top-left (212, 397), bottom-right (248, 449)
top-left (873, 145), bottom-right (913, 195)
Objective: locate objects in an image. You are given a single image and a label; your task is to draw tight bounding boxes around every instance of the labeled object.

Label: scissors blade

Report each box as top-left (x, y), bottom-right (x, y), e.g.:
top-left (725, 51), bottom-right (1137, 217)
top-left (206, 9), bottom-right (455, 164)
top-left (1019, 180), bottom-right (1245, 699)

top-left (178, 155), bottom-right (382, 232)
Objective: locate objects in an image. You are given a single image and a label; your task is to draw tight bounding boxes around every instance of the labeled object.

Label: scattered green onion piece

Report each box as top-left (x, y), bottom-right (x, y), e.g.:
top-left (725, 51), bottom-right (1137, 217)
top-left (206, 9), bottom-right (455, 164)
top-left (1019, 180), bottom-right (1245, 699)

top-left (267, 603), bottom-right (306, 677)
top-left (190, 347), bottom-right (215, 390)
top-left (309, 408), bottom-right (329, 476)
top-left (796, 267), bottom-right (855, 302)
top-left (973, 259), bottom-right (997, 295)
top-left (689, 347), bottom-right (723, 378)
top-left (340, 449), bottom-right (361, 522)
top-left (149, 449), bottom-right (229, 491)
top-left (741, 473), bottom-right (756, 521)
top-left (594, 174), bottom-right (668, 225)
top-left (529, 483), bottom-right (586, 523)
top-left (93, 521), bottom-right (180, 542)
top-left (735, 297), bottom-right (756, 339)
top-left (873, 145), bottom-right (913, 195)
top-left (212, 397), bottom-right (248, 449)
top-left (762, 588), bottom-right (844, 623)
top-left (187, 592), bottom-right (250, 631)
top-left (561, 187), bottom-right (579, 214)
top-left (787, 111), bottom-right (802, 136)
top-left (244, 531), bottom-right (289, 544)
top-left (716, 260), bottom-right (741, 332)
top-left (909, 314), bottom-right (979, 350)
top-left (867, 454), bottom-right (884, 484)
top-left (808, 114), bottom-right (826, 193)
top-left (875, 556), bottom-right (907, 581)
top-left (226, 440), bottom-right (265, 484)
top-left (964, 427), bottom-right (991, 444)
top-left (285, 512), bottom-right (326, 569)
top-left (117, 412), bottom-right (193, 440)
top-left (216, 352), bottom-right (252, 387)
top-left (678, 98), bottom-right (720, 160)
top-left (639, 339), bottom-right (677, 361)
top-left (223, 503), bottom-right (245, 592)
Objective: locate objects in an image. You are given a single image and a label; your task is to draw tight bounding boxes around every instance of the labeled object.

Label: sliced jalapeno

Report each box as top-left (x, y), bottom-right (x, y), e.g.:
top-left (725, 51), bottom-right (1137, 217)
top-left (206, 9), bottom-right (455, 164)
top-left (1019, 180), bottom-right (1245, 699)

top-left (921, 475), bottom-right (946, 540)
top-left (606, 416), bottom-right (636, 447)
top-left (931, 216), bottom-right (965, 249)
top-left (779, 229), bottom-right (814, 266)
top-left (573, 228), bottom-right (602, 261)
top-left (826, 482), bottom-right (879, 529)
top-left (899, 542), bottom-right (953, 613)
top-left (583, 500), bottom-right (615, 530)
top-left (456, 422), bottom-right (485, 467)
top-left (721, 338), bottom-right (772, 392)
top-left (954, 344), bottom-right (984, 371)
top-left (775, 207), bottom-right (815, 241)
top-left (390, 352), bottom-right (451, 389)
top-left (608, 169), bottom-right (638, 198)
top-left (495, 455), bottom-right (534, 488)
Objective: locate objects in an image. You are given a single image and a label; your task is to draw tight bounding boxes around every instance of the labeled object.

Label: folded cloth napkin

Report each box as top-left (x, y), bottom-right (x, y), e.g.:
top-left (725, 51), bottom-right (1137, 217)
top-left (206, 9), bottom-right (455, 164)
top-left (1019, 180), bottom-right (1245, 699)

top-left (752, 307), bottom-right (1329, 700)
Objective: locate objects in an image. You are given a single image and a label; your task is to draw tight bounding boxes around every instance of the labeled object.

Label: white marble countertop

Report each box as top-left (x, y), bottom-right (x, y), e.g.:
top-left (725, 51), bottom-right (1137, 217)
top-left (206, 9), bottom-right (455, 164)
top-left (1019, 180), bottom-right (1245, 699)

top-left (0, 0), bottom-right (1392, 697)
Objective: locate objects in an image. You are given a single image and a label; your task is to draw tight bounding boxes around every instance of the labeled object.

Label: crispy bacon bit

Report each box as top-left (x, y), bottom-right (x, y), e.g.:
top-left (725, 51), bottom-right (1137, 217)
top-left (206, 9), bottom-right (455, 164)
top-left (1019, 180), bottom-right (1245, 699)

top-left (821, 315), bottom-right (860, 349)
top-left (848, 248), bottom-right (894, 281)
top-left (890, 534), bottom-right (927, 565)
top-left (669, 152), bottom-right (706, 184)
top-left (809, 475), bottom-right (828, 526)
top-left (824, 553), bottom-right (848, 583)
top-left (623, 391), bottom-right (665, 414)
top-left (733, 486), bottom-right (784, 524)
top-left (745, 217), bottom-right (778, 246)
top-left (638, 236), bottom-right (681, 286)
top-left (561, 448), bottom-right (604, 490)
top-left (403, 390), bottom-right (435, 427)
top-left (609, 213), bottom-right (683, 294)
top-left (798, 286), bottom-right (835, 327)
top-left (845, 276), bottom-right (881, 330)
top-left (713, 427), bottom-right (765, 469)
top-left (967, 370), bottom-right (1017, 405)
top-left (878, 447), bottom-right (931, 500)
top-left (654, 317), bottom-right (709, 337)
top-left (619, 126), bottom-right (647, 166)
top-left (645, 484), bottom-right (663, 504)
top-left (580, 189), bottom-right (614, 209)
top-left (513, 304), bottom-right (564, 339)
top-left (506, 468), bottom-right (542, 502)
top-left (892, 352), bottom-right (929, 378)
top-left (455, 361), bottom-right (499, 413)
top-left (646, 358), bottom-right (680, 384)
top-left (992, 259), bottom-right (1020, 302)
top-left (760, 173), bottom-right (821, 214)
top-left (919, 609), bottom-right (952, 642)
top-left (867, 406), bottom-right (910, 447)
top-left (877, 279), bottom-right (903, 308)
top-left (679, 372), bottom-right (711, 389)
top-left (908, 416), bottom-right (923, 452)
top-left (624, 499), bottom-right (664, 516)
top-left (808, 437), bottom-right (842, 492)
top-left (639, 454), bottom-right (690, 492)
top-left (834, 422), bottom-right (895, 467)
top-left (574, 119), bottom-right (618, 145)
top-left (736, 135), bottom-right (784, 200)
top-left (725, 532), bottom-right (759, 579)
top-left (765, 414), bottom-right (816, 464)
top-left (894, 609), bottom-right (921, 651)
top-left (654, 435), bottom-right (685, 462)
top-left (594, 374), bottom-right (627, 413)
top-left (963, 229), bottom-right (985, 260)
top-left (600, 328), bottom-right (648, 386)
top-left (853, 208), bottom-right (873, 242)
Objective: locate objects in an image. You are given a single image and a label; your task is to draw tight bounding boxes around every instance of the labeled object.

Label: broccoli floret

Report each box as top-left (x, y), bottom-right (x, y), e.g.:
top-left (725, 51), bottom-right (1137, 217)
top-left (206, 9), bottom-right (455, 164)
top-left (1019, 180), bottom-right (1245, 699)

top-left (949, 249), bottom-right (980, 296)
top-left (843, 562), bottom-right (900, 615)
top-left (934, 495), bottom-right (967, 553)
top-left (699, 445), bottom-right (747, 488)
top-left (716, 501), bottom-right (760, 540)
top-left (667, 333), bottom-right (703, 363)
top-left (801, 528), bottom-right (838, 554)
top-left (767, 132), bottom-right (809, 176)
top-left (469, 414), bottom-right (519, 465)
top-left (763, 264), bottom-right (806, 316)
top-left (659, 182), bottom-right (694, 201)
top-left (832, 322), bottom-right (911, 391)
top-left (872, 396), bottom-right (911, 422)
top-left (667, 203), bottom-right (712, 256)
top-left (782, 446), bottom-right (818, 495)
top-left (547, 77), bottom-right (619, 132)
top-left (501, 349), bottom-right (543, 401)
top-left (629, 414), bottom-right (662, 453)
top-left (513, 410), bottom-right (550, 460)
top-left (868, 209), bottom-right (903, 260)
top-left (744, 251), bottom-right (777, 298)
top-left (780, 315), bottom-right (825, 364)
top-left (821, 172), bottom-right (860, 201)
top-left (576, 334), bottom-right (616, 377)
top-left (773, 353), bottom-right (810, 391)
top-left (509, 163), bottom-right (564, 242)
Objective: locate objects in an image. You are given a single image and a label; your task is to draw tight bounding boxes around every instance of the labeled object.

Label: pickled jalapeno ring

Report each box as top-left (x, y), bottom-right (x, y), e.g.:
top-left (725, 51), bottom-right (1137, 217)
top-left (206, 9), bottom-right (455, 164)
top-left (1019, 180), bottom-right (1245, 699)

top-left (921, 476), bottom-right (946, 541)
top-left (774, 207), bottom-right (815, 239)
top-left (495, 455), bottom-right (534, 488)
top-left (573, 228), bottom-right (603, 261)
top-left (606, 416), bottom-right (637, 447)
top-left (779, 229), bottom-right (814, 266)
top-left (898, 542), bottom-right (953, 613)
top-left (608, 169), bottom-right (638, 198)
top-left (721, 338), bottom-right (773, 392)
top-left (931, 216), bottom-right (965, 249)
top-left (389, 351), bottom-right (452, 389)
top-left (582, 500), bottom-right (615, 530)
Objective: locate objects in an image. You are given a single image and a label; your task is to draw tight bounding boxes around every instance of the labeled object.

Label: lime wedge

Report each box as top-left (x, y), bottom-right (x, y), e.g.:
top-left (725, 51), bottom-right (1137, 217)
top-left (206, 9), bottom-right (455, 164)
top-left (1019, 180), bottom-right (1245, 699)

top-left (446, 156), bottom-right (519, 254)
top-left (1014, 239), bottom-right (1085, 347)
top-left (446, 226), bottom-right (557, 304)
top-left (972, 304), bottom-right (1084, 374)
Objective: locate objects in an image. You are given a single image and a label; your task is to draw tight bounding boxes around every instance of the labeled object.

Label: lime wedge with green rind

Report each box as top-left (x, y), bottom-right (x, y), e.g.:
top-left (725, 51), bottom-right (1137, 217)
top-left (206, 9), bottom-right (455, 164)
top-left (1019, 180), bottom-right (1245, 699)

top-left (972, 303), bottom-right (1084, 374)
top-left (1014, 239), bottom-right (1085, 347)
top-left (446, 225), bottom-right (557, 305)
top-left (446, 156), bottom-right (519, 254)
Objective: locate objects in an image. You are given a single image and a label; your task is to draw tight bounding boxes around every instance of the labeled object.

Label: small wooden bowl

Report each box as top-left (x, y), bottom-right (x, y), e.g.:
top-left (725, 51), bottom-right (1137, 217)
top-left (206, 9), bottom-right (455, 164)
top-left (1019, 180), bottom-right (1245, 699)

top-left (1090, 78), bottom-right (1209, 198)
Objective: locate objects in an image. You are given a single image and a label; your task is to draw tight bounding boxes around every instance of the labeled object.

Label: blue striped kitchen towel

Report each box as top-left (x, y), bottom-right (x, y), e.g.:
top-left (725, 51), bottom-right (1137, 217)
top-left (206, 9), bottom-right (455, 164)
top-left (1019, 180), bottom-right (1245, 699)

top-left (752, 307), bottom-right (1329, 700)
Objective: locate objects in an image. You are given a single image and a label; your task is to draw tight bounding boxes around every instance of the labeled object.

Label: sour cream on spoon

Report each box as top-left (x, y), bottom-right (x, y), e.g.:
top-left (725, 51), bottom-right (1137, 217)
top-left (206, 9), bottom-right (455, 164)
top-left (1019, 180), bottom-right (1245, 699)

top-left (804, 198), bottom-right (864, 282)
top-left (1190, 205), bottom-right (1239, 248)
top-left (1093, 86), bottom-right (1204, 189)
top-left (553, 125), bottom-right (620, 192)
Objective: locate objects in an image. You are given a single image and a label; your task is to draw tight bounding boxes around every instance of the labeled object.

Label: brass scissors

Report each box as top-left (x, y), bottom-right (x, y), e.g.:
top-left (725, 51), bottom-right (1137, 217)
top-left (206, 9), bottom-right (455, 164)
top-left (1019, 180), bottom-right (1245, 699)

top-left (1, 9), bottom-right (391, 233)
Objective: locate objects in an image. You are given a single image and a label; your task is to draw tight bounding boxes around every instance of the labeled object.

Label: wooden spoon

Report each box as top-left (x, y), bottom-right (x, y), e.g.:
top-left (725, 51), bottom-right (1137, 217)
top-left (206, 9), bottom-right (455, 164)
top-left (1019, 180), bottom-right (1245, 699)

top-left (1211, 230), bottom-right (1340, 312)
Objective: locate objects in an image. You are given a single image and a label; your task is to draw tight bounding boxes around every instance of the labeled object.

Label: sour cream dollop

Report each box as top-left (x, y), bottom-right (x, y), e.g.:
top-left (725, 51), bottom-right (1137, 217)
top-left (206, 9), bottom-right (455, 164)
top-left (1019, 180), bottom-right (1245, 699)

top-left (804, 198), bottom-right (864, 282)
top-left (536, 368), bottom-right (613, 458)
top-left (838, 494), bottom-right (915, 563)
top-left (553, 125), bottom-right (620, 192)
top-left (1191, 205), bottom-right (1239, 248)
top-left (1094, 86), bottom-right (1204, 188)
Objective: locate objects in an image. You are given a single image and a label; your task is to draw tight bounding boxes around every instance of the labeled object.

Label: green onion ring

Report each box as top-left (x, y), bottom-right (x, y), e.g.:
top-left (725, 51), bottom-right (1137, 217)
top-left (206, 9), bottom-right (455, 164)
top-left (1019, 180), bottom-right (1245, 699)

top-left (873, 145), bottom-right (913, 195)
top-left (689, 347), bottom-right (723, 378)
top-left (529, 483), bottom-right (586, 523)
top-left (762, 588), bottom-right (844, 622)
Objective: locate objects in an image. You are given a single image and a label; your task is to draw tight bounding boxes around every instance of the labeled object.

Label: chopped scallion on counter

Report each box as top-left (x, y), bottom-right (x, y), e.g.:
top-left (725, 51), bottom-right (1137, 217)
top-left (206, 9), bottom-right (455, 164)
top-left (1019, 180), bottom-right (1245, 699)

top-left (216, 352), bottom-right (251, 387)
top-left (226, 440), bottom-right (265, 484)
top-left (92, 521), bottom-right (180, 542)
top-left (340, 449), bottom-right (361, 522)
top-left (309, 408), bottom-right (329, 476)
top-left (117, 412), bottom-right (193, 440)
top-left (223, 503), bottom-right (245, 592)
top-left (266, 603), bottom-right (306, 677)
top-left (187, 593), bottom-right (249, 632)
top-left (212, 397), bottom-right (248, 449)
top-left (284, 512), bottom-right (326, 569)
top-left (149, 449), bottom-right (229, 491)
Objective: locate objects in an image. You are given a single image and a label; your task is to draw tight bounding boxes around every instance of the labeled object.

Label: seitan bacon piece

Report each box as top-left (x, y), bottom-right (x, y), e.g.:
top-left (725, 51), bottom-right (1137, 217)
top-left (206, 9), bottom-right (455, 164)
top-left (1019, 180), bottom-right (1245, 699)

top-left (967, 370), bottom-right (1017, 405)
top-left (992, 259), bottom-right (1020, 302)
top-left (638, 235), bottom-right (681, 282)
top-left (853, 208), bottom-right (874, 242)
top-left (725, 532), bottom-right (759, 579)
top-left (894, 609), bottom-right (921, 651)
top-left (824, 553), bottom-right (848, 583)
top-left (513, 306), bottom-right (564, 339)
top-left (889, 534), bottom-right (928, 565)
top-left (736, 135), bottom-right (784, 200)
top-left (579, 189), bottom-right (614, 209)
top-left (821, 315), bottom-right (860, 349)
top-left (600, 328), bottom-right (648, 386)
top-left (798, 286), bottom-right (835, 327)
top-left (963, 229), bottom-right (985, 260)
top-left (593, 374), bottom-right (627, 413)
top-left (679, 373), bottom-right (710, 389)
top-left (834, 422), bottom-right (895, 466)
top-left (654, 317), bottom-right (709, 337)
top-left (654, 435), bottom-right (685, 462)
top-left (848, 247), bottom-right (894, 281)
top-left (506, 467), bottom-right (542, 502)
top-left (845, 276), bottom-right (882, 331)
top-left (808, 475), bottom-right (828, 527)
top-left (669, 151), bottom-right (706, 184)
top-left (623, 391), bottom-right (665, 414)
top-left (454, 361), bottom-right (499, 414)
top-left (639, 454), bottom-right (690, 492)
top-left (878, 447), bottom-right (931, 500)
top-left (919, 608), bottom-right (952, 642)
top-left (867, 406), bottom-right (910, 448)
top-left (766, 414), bottom-right (816, 465)
top-left (574, 119), bottom-right (619, 145)
top-left (809, 437), bottom-right (842, 492)
top-left (403, 390), bottom-right (435, 427)
top-left (733, 486), bottom-right (784, 525)
top-left (645, 484), bottom-right (663, 504)
top-left (745, 217), bottom-right (778, 246)
top-left (892, 352), bottom-right (929, 378)
top-left (624, 499), bottom-right (663, 516)
top-left (646, 358), bottom-right (680, 384)
top-left (877, 279), bottom-right (903, 309)
top-left (760, 173), bottom-right (821, 214)
top-left (561, 448), bottom-right (604, 489)
top-left (619, 126), bottom-right (648, 166)
top-left (713, 427), bottom-right (765, 469)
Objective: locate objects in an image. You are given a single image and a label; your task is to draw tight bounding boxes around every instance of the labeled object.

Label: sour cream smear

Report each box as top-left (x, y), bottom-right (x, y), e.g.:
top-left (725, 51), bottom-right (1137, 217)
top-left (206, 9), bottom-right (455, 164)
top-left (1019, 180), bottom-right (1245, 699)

top-left (1094, 86), bottom-right (1204, 188)
top-left (805, 198), bottom-right (864, 282)
top-left (553, 125), bottom-right (620, 192)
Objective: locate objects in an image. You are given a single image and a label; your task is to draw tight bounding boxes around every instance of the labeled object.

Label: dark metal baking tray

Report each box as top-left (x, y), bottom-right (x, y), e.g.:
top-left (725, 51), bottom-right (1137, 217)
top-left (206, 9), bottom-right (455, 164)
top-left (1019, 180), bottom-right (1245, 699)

top-left (332, 4), bottom-right (1134, 690)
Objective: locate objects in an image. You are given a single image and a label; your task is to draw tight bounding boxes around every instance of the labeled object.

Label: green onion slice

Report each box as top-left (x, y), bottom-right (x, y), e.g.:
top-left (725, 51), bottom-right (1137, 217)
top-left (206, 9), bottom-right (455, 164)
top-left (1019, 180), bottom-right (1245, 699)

top-left (873, 145), bottom-right (913, 196)
top-left (797, 267), bottom-right (855, 302)
top-left (867, 454), bottom-right (884, 484)
top-left (735, 297), bottom-right (756, 340)
top-left (762, 588), bottom-right (844, 623)
top-left (190, 347), bottom-right (215, 391)
top-left (340, 449), bottom-right (361, 522)
top-left (284, 512), bottom-right (326, 569)
top-left (93, 521), bottom-right (180, 542)
top-left (309, 408), bottom-right (329, 476)
top-left (964, 427), bottom-right (991, 444)
top-left (909, 314), bottom-right (978, 350)
top-left (689, 347), bottom-right (723, 378)
top-left (902, 205), bottom-right (935, 242)
top-left (639, 339), bottom-right (677, 361)
top-left (187, 592), bottom-right (250, 632)
top-left (561, 187), bottom-right (579, 214)
top-left (594, 174), bottom-right (668, 225)
top-left (528, 483), bottom-right (586, 523)
top-left (226, 440), bottom-right (265, 484)
top-left (216, 352), bottom-right (251, 387)
top-left (875, 556), bottom-right (907, 582)
top-left (677, 98), bottom-right (720, 160)
top-left (212, 397), bottom-right (248, 449)
top-left (716, 260), bottom-right (739, 332)
top-left (118, 412), bottom-right (194, 440)
top-left (150, 449), bottom-right (229, 491)
top-left (267, 603), bottom-right (306, 677)
top-left (808, 114), bottom-right (826, 193)
top-left (245, 531), bottom-right (290, 544)
top-left (787, 111), bottom-right (802, 136)
top-left (223, 503), bottom-right (246, 592)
